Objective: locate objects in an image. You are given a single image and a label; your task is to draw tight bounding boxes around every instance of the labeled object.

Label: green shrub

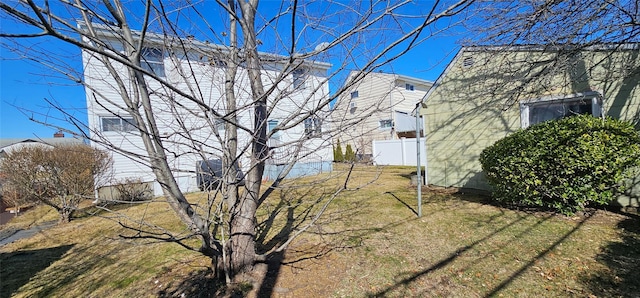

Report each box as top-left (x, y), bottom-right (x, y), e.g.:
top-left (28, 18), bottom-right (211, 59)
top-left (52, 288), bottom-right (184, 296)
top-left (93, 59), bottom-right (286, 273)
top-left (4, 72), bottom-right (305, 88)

top-left (480, 115), bottom-right (640, 215)
top-left (344, 144), bottom-right (356, 162)
top-left (334, 139), bottom-right (344, 162)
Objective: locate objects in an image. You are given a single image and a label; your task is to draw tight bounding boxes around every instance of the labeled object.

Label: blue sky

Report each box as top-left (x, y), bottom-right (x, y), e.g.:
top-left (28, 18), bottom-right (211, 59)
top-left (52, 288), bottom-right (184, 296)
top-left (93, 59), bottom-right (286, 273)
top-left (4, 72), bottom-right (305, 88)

top-left (0, 1), bottom-right (466, 139)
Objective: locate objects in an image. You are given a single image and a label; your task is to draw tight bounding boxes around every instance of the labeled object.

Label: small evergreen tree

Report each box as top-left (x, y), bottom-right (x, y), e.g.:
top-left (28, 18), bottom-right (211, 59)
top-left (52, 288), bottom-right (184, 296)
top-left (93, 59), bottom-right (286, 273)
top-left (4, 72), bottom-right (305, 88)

top-left (333, 139), bottom-right (344, 162)
top-left (344, 144), bottom-right (356, 162)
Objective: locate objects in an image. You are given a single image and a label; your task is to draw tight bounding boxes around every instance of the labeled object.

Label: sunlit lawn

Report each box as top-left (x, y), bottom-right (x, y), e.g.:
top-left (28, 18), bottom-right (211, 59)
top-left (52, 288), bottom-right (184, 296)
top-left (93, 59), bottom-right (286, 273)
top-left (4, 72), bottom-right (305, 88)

top-left (1, 165), bottom-right (638, 297)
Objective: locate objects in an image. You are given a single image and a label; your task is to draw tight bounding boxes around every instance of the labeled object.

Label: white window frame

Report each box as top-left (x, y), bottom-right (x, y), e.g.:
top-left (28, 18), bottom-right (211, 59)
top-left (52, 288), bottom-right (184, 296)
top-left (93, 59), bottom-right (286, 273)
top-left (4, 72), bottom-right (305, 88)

top-left (141, 47), bottom-right (165, 77)
top-left (405, 83), bottom-right (415, 91)
top-left (520, 92), bottom-right (602, 128)
top-left (100, 116), bottom-right (136, 132)
top-left (350, 91), bottom-right (359, 99)
top-left (304, 117), bottom-right (322, 137)
top-left (379, 119), bottom-right (393, 130)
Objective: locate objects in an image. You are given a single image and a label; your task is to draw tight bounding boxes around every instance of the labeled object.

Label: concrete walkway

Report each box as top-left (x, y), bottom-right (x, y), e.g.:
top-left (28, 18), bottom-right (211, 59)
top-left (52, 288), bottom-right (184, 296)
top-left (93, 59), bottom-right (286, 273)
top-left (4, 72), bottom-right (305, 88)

top-left (0, 211), bottom-right (16, 225)
top-left (0, 220), bottom-right (57, 247)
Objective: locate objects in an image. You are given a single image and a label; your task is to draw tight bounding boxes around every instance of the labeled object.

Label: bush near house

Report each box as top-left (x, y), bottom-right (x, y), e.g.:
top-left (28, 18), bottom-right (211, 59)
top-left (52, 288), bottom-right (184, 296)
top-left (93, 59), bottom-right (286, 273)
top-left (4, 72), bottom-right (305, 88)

top-left (344, 144), bottom-right (356, 162)
top-left (480, 115), bottom-right (640, 215)
top-left (333, 139), bottom-right (344, 162)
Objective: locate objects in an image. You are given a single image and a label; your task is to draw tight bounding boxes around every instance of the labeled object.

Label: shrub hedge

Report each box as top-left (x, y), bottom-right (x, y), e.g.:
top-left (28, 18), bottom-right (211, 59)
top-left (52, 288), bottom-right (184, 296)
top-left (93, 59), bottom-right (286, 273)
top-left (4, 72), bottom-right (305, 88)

top-left (480, 115), bottom-right (640, 215)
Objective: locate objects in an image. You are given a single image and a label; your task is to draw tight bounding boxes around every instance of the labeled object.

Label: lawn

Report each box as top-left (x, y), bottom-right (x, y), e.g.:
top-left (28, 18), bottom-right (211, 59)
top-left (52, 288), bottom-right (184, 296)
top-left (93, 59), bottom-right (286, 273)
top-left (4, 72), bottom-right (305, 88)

top-left (1, 165), bottom-right (638, 297)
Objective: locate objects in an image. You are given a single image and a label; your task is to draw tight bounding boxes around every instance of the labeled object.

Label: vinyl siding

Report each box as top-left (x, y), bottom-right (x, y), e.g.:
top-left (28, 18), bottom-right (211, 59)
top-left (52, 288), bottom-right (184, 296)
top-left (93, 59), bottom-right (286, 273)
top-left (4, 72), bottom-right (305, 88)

top-left (334, 71), bottom-right (431, 156)
top-left (83, 38), bottom-right (331, 196)
top-left (424, 47), bottom-right (640, 205)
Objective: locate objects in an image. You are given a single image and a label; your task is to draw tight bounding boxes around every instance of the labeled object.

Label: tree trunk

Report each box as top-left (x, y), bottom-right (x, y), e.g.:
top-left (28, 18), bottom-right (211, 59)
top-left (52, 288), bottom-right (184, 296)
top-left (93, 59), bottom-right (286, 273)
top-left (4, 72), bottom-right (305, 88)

top-left (229, 193), bottom-right (258, 280)
top-left (59, 207), bottom-right (72, 223)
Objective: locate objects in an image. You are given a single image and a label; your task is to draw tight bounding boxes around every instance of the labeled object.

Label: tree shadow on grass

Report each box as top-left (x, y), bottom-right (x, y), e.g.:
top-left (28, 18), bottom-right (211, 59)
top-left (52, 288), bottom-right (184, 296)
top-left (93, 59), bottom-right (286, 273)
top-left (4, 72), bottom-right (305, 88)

top-left (366, 209), bottom-right (592, 297)
top-left (580, 212), bottom-right (640, 297)
top-left (0, 244), bottom-right (74, 298)
top-left (156, 185), bottom-right (370, 298)
top-left (157, 268), bottom-right (228, 298)
top-left (252, 184), bottom-right (371, 298)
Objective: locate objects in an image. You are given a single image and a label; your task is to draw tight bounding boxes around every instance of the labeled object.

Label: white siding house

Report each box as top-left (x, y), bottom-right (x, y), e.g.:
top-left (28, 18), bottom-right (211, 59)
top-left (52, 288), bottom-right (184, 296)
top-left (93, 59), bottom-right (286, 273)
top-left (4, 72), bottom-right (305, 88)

top-left (333, 71), bottom-right (432, 159)
top-left (81, 26), bottom-right (332, 197)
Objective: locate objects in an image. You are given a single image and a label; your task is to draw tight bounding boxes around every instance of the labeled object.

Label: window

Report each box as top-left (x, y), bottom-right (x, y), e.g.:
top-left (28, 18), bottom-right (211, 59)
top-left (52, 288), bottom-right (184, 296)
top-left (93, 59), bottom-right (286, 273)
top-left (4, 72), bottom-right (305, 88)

top-left (209, 56), bottom-right (227, 68)
top-left (214, 118), bottom-right (225, 132)
top-left (101, 117), bottom-right (136, 132)
top-left (304, 117), bottom-right (322, 137)
top-left (268, 120), bottom-right (280, 140)
top-left (141, 47), bottom-right (165, 77)
top-left (350, 91), bottom-right (359, 99)
top-left (520, 93), bottom-right (602, 128)
top-left (405, 83), bottom-right (415, 91)
top-left (292, 68), bottom-right (306, 89)
top-left (379, 119), bottom-right (393, 129)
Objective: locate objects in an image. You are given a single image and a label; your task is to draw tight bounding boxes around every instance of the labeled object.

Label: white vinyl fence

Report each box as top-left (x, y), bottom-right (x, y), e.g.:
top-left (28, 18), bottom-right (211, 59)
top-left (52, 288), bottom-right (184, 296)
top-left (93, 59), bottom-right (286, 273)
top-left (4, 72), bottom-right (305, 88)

top-left (372, 137), bottom-right (426, 166)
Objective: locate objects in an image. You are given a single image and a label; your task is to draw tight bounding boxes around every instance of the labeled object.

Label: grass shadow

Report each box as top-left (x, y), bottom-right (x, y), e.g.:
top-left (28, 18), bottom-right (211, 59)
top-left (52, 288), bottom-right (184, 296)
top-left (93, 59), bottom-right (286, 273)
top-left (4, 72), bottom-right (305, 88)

top-left (254, 184), bottom-right (367, 297)
top-left (366, 209), bottom-right (592, 297)
top-left (579, 213), bottom-right (640, 297)
top-left (157, 268), bottom-right (226, 298)
top-left (0, 244), bottom-right (75, 298)
top-left (385, 191), bottom-right (418, 216)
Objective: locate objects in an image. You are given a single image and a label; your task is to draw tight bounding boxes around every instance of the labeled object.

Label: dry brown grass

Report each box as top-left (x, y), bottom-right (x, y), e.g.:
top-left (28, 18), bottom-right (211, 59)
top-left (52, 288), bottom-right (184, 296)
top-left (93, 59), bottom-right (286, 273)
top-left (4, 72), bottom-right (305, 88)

top-left (1, 164), bottom-right (638, 297)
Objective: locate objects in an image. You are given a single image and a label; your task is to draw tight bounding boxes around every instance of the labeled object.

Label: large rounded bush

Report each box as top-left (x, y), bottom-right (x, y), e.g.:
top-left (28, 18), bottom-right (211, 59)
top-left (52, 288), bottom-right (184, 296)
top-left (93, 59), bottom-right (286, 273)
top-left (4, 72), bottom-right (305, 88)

top-left (480, 115), bottom-right (640, 215)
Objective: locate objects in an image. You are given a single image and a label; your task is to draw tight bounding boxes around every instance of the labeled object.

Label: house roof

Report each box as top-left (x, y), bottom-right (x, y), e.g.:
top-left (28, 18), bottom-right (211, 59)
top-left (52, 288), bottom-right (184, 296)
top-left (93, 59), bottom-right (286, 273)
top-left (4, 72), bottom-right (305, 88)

top-left (77, 21), bottom-right (333, 71)
top-left (420, 43), bottom-right (640, 106)
top-left (463, 43), bottom-right (640, 53)
top-left (0, 138), bottom-right (84, 150)
top-left (344, 70), bottom-right (434, 88)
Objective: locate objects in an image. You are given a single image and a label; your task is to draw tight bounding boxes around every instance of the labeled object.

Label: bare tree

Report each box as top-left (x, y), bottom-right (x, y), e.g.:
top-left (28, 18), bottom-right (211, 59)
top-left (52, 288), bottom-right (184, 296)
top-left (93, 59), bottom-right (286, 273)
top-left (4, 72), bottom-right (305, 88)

top-left (471, 0), bottom-right (640, 46)
top-left (0, 144), bottom-right (111, 223)
top-left (0, 0), bottom-right (473, 284)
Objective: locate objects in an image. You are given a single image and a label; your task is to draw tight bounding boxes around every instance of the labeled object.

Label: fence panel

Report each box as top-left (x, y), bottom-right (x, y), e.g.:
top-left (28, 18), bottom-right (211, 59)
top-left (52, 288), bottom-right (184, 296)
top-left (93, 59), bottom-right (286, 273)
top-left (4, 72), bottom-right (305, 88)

top-left (372, 138), bottom-right (426, 166)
